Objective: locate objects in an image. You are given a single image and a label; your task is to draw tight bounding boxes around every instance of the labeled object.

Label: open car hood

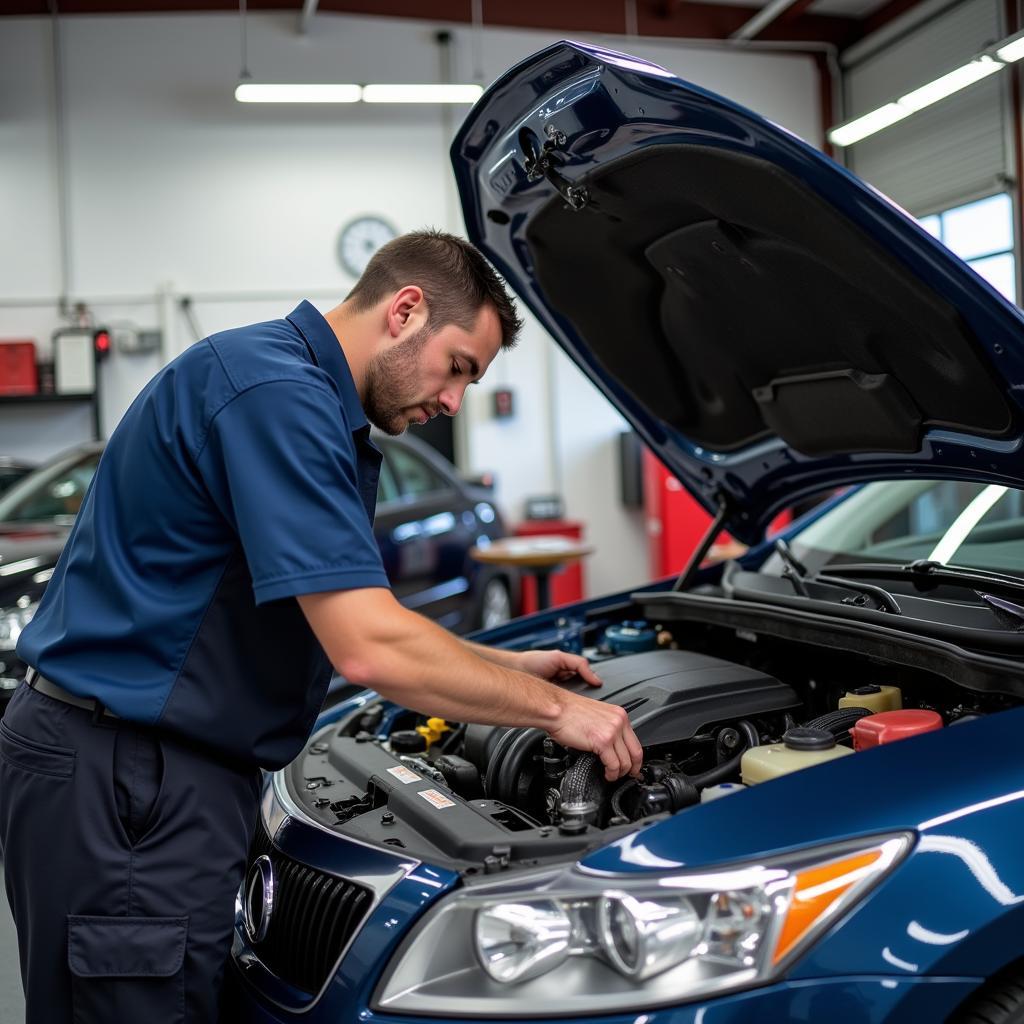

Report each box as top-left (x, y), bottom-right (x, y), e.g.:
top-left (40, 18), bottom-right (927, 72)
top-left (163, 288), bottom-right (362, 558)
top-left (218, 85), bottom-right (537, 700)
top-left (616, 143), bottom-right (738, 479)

top-left (452, 42), bottom-right (1024, 544)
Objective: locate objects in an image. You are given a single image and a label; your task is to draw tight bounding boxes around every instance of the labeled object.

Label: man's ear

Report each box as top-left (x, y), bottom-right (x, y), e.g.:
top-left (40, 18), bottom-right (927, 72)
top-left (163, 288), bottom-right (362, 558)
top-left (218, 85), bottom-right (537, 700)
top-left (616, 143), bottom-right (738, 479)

top-left (386, 286), bottom-right (426, 338)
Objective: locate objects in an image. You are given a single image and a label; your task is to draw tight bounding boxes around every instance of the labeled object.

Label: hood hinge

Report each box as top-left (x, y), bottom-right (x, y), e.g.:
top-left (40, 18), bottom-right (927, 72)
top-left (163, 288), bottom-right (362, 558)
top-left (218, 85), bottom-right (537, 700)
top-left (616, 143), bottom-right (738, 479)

top-left (523, 125), bottom-right (590, 211)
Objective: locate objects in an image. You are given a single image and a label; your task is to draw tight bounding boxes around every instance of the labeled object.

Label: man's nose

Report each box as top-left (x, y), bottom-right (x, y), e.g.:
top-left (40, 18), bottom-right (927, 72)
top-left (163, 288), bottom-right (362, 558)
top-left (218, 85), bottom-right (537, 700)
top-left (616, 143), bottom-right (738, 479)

top-left (438, 385), bottom-right (466, 416)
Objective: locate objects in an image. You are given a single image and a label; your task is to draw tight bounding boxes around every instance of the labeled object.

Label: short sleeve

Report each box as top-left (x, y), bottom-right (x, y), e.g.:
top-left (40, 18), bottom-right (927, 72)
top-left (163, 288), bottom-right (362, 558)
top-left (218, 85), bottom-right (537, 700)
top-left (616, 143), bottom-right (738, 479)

top-left (196, 379), bottom-right (389, 604)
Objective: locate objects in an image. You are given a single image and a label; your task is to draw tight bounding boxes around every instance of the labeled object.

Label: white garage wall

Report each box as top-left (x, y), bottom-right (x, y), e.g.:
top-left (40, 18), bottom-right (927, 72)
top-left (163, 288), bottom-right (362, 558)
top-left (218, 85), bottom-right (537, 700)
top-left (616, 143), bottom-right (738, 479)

top-left (0, 10), bottom-right (821, 597)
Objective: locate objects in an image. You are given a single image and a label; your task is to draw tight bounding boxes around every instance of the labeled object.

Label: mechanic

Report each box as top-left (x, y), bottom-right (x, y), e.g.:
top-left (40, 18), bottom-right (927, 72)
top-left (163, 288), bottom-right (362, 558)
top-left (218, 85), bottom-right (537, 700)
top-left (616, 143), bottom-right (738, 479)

top-left (0, 230), bottom-right (643, 1024)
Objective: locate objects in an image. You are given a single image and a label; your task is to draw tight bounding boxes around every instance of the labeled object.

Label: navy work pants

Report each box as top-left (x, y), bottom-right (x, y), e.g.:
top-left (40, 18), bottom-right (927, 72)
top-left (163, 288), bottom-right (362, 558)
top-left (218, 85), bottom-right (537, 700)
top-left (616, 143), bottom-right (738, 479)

top-left (0, 682), bottom-right (262, 1023)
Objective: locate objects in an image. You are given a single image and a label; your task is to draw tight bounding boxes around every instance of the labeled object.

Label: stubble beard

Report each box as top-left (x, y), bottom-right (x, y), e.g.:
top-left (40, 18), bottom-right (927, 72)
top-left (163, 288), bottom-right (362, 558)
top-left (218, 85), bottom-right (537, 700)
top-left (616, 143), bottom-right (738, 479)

top-left (363, 325), bottom-right (431, 435)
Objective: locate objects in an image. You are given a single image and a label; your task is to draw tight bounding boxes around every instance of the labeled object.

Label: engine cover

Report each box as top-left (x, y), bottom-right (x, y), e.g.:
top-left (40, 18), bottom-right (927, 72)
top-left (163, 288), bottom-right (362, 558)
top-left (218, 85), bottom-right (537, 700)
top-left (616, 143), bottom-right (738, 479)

top-left (466, 649), bottom-right (800, 769)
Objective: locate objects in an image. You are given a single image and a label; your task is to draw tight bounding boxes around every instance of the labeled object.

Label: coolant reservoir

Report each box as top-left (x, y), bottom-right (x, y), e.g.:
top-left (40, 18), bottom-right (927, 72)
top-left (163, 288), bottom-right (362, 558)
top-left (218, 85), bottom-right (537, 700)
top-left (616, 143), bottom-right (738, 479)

top-left (741, 728), bottom-right (854, 785)
top-left (701, 782), bottom-right (746, 803)
top-left (838, 684), bottom-right (902, 714)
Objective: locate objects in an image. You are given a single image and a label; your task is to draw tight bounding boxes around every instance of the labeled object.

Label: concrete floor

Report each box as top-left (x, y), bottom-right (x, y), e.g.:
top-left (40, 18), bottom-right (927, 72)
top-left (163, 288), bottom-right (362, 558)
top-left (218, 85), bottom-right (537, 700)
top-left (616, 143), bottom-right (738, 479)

top-left (0, 866), bottom-right (24, 1023)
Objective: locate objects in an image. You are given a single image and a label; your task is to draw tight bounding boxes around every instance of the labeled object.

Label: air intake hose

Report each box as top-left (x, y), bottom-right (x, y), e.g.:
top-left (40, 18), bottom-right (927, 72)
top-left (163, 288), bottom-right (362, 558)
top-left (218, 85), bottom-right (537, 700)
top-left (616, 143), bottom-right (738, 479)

top-left (558, 753), bottom-right (605, 825)
top-left (802, 707), bottom-right (873, 744)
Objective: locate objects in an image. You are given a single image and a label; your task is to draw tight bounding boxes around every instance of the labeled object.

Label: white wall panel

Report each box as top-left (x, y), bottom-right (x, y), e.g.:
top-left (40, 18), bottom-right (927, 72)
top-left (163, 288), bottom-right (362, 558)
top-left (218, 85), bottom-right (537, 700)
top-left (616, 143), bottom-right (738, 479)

top-left (0, 21), bottom-right (61, 300)
top-left (0, 11), bottom-right (820, 593)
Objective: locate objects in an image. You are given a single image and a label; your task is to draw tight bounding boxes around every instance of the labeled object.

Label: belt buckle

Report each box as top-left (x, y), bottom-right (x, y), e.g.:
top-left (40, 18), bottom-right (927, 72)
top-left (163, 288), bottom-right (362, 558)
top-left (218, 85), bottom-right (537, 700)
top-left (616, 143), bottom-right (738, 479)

top-left (91, 700), bottom-right (116, 728)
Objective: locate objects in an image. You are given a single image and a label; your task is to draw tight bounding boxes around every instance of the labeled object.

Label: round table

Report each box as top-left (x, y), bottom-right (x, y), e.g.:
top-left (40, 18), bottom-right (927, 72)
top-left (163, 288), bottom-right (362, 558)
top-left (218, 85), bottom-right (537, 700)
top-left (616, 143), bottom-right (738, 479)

top-left (470, 535), bottom-right (594, 611)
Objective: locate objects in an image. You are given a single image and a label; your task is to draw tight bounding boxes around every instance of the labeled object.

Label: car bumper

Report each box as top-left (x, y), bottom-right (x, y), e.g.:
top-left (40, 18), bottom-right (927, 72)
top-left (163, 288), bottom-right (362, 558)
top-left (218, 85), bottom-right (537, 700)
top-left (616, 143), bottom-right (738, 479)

top-left (231, 729), bottom-right (985, 1024)
top-left (226, 970), bottom-right (981, 1023)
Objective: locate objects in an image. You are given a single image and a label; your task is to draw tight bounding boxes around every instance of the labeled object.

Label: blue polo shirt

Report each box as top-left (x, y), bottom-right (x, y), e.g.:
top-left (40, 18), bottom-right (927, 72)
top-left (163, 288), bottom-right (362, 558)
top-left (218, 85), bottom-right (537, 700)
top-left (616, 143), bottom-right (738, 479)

top-left (18, 301), bottom-right (389, 769)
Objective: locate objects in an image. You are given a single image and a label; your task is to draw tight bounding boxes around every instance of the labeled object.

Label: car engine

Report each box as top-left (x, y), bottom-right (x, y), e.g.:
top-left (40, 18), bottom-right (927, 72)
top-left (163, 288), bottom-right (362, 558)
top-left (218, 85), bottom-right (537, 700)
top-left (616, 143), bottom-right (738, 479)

top-left (285, 599), bottom-right (1015, 874)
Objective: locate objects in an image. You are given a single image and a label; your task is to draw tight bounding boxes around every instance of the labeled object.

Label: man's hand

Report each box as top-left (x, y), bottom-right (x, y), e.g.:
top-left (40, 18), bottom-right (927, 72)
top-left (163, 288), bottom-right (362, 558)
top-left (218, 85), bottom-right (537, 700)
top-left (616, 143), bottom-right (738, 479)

top-left (548, 694), bottom-right (643, 782)
top-left (516, 649), bottom-right (602, 687)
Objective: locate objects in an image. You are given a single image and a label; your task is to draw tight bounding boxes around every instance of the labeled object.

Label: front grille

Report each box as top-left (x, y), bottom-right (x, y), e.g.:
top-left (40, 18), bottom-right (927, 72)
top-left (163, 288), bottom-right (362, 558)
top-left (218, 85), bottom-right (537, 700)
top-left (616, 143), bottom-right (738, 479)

top-left (247, 819), bottom-right (373, 994)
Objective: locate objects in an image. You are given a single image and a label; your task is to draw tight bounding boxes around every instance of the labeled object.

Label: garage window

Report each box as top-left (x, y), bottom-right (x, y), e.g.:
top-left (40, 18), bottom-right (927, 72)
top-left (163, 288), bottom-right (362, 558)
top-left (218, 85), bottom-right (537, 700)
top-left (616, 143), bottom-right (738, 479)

top-left (918, 193), bottom-right (1016, 303)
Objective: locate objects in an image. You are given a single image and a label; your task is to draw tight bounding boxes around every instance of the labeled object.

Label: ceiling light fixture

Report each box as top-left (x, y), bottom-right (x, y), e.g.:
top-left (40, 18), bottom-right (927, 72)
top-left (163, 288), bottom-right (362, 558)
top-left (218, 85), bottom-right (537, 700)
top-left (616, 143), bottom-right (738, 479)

top-left (233, 83), bottom-right (483, 104)
top-left (232, 0), bottom-right (480, 105)
top-left (235, 83), bottom-right (361, 103)
top-left (361, 83), bottom-right (483, 104)
top-left (829, 30), bottom-right (1024, 147)
top-left (997, 33), bottom-right (1024, 63)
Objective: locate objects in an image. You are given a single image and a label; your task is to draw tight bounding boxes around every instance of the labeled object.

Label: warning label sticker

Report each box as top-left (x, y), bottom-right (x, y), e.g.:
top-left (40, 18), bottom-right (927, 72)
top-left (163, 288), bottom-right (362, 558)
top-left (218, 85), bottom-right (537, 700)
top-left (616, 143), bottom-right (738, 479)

top-left (418, 789), bottom-right (455, 809)
top-left (387, 765), bottom-right (420, 785)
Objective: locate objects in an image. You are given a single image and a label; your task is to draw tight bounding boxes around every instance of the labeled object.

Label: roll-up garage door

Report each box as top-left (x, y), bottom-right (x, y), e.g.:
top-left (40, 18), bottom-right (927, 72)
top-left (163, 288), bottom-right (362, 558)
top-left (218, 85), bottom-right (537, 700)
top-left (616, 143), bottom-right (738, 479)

top-left (844, 0), bottom-right (1011, 216)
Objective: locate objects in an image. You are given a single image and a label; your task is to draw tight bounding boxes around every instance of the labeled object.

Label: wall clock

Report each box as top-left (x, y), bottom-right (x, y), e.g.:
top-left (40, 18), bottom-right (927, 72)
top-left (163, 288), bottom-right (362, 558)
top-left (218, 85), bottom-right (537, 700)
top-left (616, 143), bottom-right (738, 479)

top-left (337, 216), bottom-right (398, 277)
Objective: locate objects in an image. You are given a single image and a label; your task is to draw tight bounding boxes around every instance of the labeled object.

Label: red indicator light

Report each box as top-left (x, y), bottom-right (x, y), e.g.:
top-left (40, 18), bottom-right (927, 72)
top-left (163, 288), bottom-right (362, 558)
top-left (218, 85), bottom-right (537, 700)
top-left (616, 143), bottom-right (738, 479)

top-left (94, 330), bottom-right (111, 354)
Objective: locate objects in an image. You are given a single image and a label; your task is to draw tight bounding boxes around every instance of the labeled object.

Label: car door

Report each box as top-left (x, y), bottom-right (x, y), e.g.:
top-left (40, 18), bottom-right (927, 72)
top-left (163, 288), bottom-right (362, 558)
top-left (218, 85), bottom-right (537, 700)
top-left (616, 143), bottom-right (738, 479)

top-left (374, 439), bottom-right (472, 629)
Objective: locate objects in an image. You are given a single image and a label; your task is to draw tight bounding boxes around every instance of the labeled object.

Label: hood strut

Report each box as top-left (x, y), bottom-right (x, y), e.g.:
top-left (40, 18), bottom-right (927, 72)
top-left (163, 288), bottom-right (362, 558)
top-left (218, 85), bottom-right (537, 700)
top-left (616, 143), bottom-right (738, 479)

top-left (673, 495), bottom-right (730, 592)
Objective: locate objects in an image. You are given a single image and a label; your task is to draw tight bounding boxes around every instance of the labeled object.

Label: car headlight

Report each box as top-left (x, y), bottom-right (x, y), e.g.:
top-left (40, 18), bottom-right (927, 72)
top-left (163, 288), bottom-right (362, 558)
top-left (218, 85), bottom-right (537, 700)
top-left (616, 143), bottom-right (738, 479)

top-left (0, 600), bottom-right (37, 652)
top-left (373, 833), bottom-right (910, 1015)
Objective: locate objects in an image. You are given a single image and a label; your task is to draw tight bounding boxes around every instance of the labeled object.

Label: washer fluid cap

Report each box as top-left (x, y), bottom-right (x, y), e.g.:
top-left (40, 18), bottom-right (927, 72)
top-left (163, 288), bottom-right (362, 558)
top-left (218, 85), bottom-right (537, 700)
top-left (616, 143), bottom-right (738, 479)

top-left (851, 684), bottom-right (882, 695)
top-left (783, 727), bottom-right (835, 751)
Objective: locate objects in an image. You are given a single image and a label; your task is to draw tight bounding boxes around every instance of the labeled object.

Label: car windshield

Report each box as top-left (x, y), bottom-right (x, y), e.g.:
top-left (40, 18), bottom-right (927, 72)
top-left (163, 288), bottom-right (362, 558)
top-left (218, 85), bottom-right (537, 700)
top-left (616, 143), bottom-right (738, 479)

top-left (0, 451), bottom-right (101, 524)
top-left (0, 465), bottom-right (31, 495)
top-left (786, 479), bottom-right (1024, 577)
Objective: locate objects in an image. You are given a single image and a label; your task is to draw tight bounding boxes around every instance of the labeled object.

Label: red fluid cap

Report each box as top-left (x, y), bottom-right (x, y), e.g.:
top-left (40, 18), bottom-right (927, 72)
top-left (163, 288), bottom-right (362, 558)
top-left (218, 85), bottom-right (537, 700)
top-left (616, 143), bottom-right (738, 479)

top-left (853, 709), bottom-right (943, 751)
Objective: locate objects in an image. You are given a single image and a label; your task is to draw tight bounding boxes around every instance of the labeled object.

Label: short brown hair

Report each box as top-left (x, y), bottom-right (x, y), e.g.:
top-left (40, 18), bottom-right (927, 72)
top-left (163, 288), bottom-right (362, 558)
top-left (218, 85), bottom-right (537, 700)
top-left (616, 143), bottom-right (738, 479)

top-left (346, 229), bottom-right (522, 349)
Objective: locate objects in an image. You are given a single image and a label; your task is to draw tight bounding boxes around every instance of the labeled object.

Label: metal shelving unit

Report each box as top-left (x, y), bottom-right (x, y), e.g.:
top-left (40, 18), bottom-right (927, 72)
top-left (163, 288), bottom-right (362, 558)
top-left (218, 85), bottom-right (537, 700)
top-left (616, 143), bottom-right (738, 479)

top-left (0, 392), bottom-right (100, 440)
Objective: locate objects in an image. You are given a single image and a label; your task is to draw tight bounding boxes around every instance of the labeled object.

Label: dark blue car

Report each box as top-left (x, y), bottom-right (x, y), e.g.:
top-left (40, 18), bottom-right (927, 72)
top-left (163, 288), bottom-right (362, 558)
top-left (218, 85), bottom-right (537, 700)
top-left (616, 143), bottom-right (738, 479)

top-left (0, 433), bottom-right (515, 709)
top-left (226, 41), bottom-right (1024, 1024)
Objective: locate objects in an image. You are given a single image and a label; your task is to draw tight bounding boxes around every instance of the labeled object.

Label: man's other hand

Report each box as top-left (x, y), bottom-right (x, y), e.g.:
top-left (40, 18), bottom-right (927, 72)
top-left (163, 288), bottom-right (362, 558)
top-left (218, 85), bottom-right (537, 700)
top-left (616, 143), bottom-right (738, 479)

top-left (516, 649), bottom-right (602, 687)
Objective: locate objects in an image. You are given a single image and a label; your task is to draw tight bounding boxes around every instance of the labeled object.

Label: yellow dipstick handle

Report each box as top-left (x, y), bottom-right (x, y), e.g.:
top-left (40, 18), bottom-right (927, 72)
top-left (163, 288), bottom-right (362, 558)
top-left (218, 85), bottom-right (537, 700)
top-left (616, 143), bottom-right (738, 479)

top-left (415, 717), bottom-right (451, 749)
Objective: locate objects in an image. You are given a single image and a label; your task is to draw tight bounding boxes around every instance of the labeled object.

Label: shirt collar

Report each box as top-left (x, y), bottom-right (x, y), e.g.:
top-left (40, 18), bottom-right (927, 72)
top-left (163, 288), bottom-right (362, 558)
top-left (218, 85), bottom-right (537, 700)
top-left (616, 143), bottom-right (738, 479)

top-left (286, 300), bottom-right (367, 430)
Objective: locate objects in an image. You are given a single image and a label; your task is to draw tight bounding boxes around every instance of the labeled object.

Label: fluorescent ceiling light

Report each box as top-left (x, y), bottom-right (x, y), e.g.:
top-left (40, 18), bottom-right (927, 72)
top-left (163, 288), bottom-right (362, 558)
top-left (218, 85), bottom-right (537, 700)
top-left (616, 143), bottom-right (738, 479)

top-left (996, 33), bottom-right (1024, 63)
top-left (361, 83), bottom-right (483, 104)
top-left (829, 55), bottom-right (1005, 146)
top-left (235, 83), bottom-right (361, 103)
top-left (234, 83), bottom-right (483, 105)
top-left (829, 104), bottom-right (910, 147)
top-left (898, 56), bottom-right (1001, 112)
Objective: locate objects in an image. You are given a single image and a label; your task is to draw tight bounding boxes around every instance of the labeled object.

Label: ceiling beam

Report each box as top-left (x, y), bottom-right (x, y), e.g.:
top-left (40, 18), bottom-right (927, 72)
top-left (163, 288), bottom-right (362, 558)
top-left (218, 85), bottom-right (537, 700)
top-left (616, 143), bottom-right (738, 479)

top-left (299, 0), bottom-right (317, 34)
top-left (0, 0), bottom-right (861, 47)
top-left (731, 0), bottom-right (805, 42)
top-left (322, 0), bottom-right (859, 46)
top-left (855, 0), bottom-right (933, 40)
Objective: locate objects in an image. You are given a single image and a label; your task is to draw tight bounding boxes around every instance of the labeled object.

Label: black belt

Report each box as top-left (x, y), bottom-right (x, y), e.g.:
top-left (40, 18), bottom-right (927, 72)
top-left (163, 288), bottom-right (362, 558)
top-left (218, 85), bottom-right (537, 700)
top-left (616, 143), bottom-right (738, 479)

top-left (26, 668), bottom-right (120, 721)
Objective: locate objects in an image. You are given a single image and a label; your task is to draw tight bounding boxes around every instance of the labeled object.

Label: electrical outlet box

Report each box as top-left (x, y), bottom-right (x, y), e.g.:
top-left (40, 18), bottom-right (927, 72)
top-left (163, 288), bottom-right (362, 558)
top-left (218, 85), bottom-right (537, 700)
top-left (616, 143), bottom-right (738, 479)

top-left (113, 327), bottom-right (162, 354)
top-left (53, 330), bottom-right (95, 394)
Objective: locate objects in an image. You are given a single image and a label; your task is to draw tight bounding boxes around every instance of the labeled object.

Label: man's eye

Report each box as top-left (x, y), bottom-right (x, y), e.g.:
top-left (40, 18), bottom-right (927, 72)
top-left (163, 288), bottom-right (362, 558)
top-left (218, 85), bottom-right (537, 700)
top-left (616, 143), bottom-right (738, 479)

top-left (452, 361), bottom-right (461, 376)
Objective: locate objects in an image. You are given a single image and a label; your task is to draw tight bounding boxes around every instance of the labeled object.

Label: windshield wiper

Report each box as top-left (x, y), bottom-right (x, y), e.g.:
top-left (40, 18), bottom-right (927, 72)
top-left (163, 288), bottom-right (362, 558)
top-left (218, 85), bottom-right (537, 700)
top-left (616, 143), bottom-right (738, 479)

top-left (773, 538), bottom-right (810, 597)
top-left (815, 572), bottom-right (903, 615)
top-left (977, 593), bottom-right (1024, 630)
top-left (773, 539), bottom-right (902, 614)
top-left (823, 560), bottom-right (1024, 600)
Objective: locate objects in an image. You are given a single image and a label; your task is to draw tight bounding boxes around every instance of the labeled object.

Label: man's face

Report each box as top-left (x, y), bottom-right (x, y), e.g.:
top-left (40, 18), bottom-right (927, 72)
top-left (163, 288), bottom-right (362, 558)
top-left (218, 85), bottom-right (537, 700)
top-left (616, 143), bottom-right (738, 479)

top-left (363, 303), bottom-right (502, 436)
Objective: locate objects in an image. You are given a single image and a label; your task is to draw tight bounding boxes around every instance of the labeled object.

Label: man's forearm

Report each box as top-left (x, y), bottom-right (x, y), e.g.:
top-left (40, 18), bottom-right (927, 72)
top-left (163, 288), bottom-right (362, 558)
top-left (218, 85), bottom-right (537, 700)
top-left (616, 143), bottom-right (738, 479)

top-left (460, 637), bottom-right (523, 670)
top-left (301, 589), bottom-right (563, 728)
top-left (366, 614), bottom-right (565, 727)
top-left (298, 588), bottom-right (643, 781)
